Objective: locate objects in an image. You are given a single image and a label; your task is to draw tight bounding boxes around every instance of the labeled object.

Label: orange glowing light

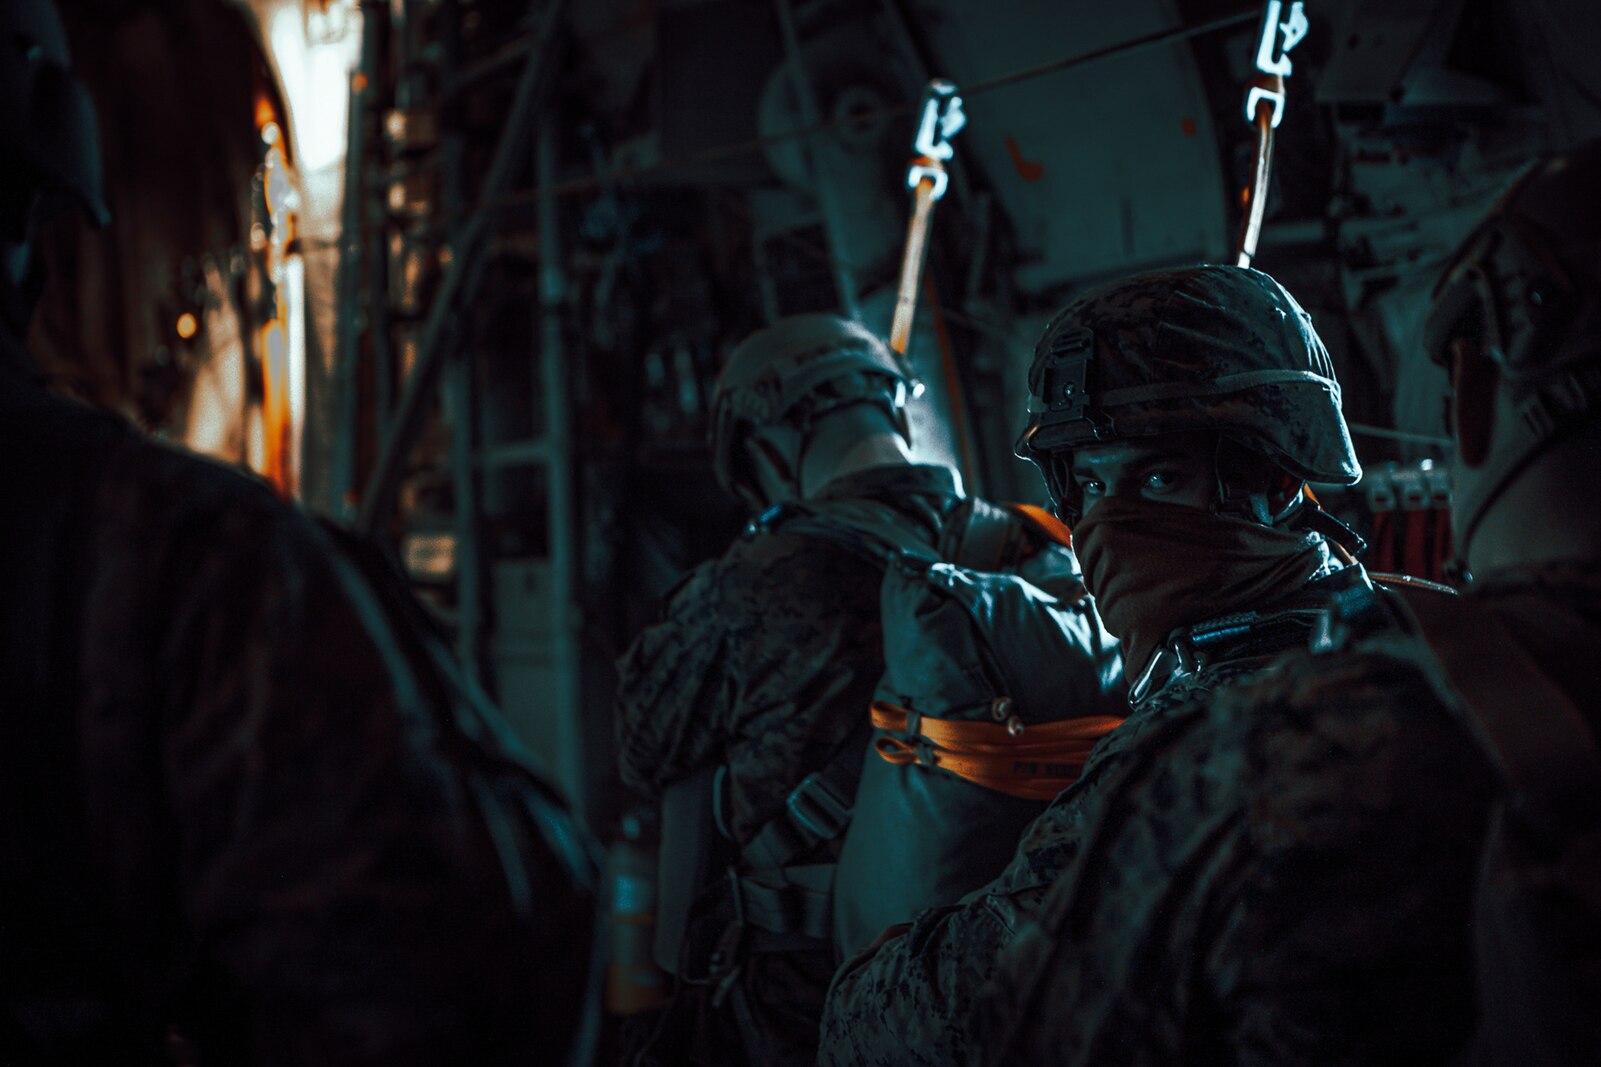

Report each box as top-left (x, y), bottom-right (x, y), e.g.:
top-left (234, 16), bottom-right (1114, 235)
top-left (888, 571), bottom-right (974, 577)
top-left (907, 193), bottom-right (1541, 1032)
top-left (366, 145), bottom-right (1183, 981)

top-left (176, 312), bottom-right (198, 340)
top-left (255, 95), bottom-right (278, 131)
top-left (259, 320), bottom-right (292, 496)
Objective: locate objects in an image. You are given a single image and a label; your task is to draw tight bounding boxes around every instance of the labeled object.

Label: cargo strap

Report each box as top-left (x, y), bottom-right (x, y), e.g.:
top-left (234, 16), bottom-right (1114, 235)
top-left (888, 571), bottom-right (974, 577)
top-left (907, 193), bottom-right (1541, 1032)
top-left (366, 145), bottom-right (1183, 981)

top-left (870, 701), bottom-right (1125, 801)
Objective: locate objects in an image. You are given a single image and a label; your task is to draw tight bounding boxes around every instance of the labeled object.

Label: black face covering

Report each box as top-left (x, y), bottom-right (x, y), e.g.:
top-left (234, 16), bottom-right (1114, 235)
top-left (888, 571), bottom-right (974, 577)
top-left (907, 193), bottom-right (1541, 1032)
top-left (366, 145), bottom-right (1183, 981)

top-left (1072, 496), bottom-right (1330, 679)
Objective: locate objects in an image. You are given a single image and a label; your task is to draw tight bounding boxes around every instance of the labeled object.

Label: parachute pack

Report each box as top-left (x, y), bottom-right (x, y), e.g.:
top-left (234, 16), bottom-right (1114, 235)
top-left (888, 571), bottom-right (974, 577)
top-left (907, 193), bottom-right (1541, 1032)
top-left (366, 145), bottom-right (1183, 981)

top-left (676, 495), bottom-right (1127, 969)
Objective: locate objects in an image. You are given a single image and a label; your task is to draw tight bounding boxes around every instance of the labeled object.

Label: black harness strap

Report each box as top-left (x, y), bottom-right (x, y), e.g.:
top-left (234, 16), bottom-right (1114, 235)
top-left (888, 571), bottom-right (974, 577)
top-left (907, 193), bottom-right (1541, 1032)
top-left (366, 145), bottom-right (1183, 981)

top-left (712, 502), bottom-right (935, 942)
top-left (742, 718), bottom-right (873, 873)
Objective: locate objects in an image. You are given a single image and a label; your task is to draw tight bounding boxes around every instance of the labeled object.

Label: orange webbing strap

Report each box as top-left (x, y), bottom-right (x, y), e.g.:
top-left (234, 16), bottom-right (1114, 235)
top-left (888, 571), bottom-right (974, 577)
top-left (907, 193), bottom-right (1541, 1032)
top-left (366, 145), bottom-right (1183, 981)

top-left (1009, 504), bottom-right (1073, 550)
top-left (870, 701), bottom-right (1124, 801)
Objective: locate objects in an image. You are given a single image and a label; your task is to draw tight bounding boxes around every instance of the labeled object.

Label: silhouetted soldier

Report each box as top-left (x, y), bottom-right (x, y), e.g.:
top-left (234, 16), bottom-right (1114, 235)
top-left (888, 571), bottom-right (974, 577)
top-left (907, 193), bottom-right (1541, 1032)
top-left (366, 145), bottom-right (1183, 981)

top-left (0, 3), bottom-right (597, 1063)
top-left (617, 314), bottom-right (1113, 1066)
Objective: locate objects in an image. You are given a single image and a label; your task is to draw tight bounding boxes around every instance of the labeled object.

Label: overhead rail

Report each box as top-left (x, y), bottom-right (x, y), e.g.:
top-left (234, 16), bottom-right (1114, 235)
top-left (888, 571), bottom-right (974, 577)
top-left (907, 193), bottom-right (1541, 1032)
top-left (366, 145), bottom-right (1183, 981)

top-left (349, 3), bottom-right (1261, 528)
top-left (484, 8), bottom-right (1260, 215)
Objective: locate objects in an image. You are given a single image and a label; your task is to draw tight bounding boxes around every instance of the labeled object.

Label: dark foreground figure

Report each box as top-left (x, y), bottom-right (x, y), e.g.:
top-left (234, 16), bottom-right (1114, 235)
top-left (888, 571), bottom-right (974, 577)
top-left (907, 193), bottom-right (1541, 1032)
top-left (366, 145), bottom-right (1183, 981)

top-left (0, 4), bottom-right (598, 1062)
top-left (821, 265), bottom-right (1500, 1065)
top-left (981, 144), bottom-right (1601, 1067)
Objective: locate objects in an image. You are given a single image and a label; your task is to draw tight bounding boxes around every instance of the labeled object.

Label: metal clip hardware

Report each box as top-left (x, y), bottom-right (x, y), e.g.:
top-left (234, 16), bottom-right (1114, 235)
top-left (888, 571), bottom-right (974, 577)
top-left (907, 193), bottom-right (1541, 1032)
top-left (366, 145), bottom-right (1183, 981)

top-left (906, 80), bottom-right (967, 201)
top-left (1245, 1), bottom-right (1308, 126)
top-left (1042, 327), bottom-right (1094, 420)
top-left (1254, 0), bottom-right (1308, 78)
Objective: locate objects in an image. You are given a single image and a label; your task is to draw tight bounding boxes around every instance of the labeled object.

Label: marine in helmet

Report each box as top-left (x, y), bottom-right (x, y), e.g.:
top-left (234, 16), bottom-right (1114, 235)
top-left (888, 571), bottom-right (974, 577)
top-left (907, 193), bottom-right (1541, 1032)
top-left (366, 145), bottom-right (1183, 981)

top-left (616, 313), bottom-right (1088, 1067)
top-left (0, 3), bottom-right (597, 1062)
top-left (819, 264), bottom-right (1498, 1066)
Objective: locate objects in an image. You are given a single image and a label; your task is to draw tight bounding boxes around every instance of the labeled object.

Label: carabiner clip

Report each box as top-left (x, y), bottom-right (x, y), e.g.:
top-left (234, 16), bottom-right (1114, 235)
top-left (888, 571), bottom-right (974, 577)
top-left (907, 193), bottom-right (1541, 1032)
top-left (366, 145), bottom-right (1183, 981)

top-left (1253, 0), bottom-right (1309, 79)
top-left (1245, 0), bottom-right (1308, 126)
top-left (907, 80), bottom-right (967, 201)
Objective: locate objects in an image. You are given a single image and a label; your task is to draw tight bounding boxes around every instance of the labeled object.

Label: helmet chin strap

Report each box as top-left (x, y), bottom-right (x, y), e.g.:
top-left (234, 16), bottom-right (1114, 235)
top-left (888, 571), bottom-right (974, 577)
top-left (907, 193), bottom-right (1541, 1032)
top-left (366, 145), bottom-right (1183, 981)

top-left (1212, 436), bottom-right (1300, 525)
top-left (741, 424), bottom-right (806, 508)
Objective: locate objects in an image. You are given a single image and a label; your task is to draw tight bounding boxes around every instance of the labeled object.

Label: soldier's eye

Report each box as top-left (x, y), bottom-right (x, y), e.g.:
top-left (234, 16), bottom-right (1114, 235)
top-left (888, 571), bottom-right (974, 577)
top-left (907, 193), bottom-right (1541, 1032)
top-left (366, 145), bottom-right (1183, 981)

top-left (1077, 477), bottom-right (1105, 497)
top-left (1144, 469), bottom-right (1181, 492)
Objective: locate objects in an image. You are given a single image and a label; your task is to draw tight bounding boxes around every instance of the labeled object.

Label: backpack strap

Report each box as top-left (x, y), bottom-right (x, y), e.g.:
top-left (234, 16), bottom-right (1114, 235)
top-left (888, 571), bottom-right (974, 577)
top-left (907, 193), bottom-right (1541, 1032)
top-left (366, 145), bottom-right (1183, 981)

top-left (740, 497), bottom-right (930, 872)
top-left (1386, 583), bottom-right (1601, 837)
top-left (936, 498), bottom-right (1076, 569)
top-left (701, 503), bottom-right (932, 946)
top-left (743, 717), bottom-right (873, 872)
top-left (671, 717), bottom-right (871, 951)
top-left (749, 498), bottom-right (939, 565)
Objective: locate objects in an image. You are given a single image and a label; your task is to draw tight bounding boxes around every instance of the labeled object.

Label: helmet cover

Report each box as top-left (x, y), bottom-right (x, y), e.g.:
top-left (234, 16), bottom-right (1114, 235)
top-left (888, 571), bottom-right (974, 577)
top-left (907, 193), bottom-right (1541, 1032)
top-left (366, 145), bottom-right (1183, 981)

top-left (711, 314), bottom-right (911, 503)
top-left (1016, 264), bottom-right (1359, 517)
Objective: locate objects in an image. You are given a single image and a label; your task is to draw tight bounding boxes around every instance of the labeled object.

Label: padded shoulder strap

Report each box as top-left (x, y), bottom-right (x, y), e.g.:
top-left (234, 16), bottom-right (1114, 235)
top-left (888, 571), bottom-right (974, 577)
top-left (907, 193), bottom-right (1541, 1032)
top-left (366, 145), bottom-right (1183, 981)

top-left (936, 499), bottom-right (1076, 572)
top-left (1388, 584), bottom-right (1601, 835)
top-left (752, 499), bottom-right (938, 564)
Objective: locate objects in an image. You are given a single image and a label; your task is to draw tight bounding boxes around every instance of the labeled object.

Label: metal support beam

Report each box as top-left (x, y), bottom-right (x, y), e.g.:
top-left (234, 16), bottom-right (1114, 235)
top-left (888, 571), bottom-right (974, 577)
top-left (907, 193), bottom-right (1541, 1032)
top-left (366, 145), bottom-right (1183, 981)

top-left (358, 0), bottom-right (573, 535)
top-left (330, 2), bottom-right (386, 519)
top-left (538, 121), bottom-right (583, 817)
top-left (771, 0), bottom-right (862, 318)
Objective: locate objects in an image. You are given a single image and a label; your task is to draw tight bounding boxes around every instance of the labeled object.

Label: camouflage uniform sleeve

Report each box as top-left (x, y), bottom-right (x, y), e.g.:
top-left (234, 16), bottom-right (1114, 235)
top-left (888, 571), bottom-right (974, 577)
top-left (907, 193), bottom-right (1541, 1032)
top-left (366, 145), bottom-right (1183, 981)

top-left (819, 773), bottom-right (1105, 1067)
top-left (818, 896), bottom-right (1026, 1067)
top-left (1206, 647), bottom-right (1497, 1065)
top-left (974, 646), bottom-right (1496, 1067)
top-left (85, 453), bottom-right (597, 1065)
top-left (614, 557), bottom-right (737, 796)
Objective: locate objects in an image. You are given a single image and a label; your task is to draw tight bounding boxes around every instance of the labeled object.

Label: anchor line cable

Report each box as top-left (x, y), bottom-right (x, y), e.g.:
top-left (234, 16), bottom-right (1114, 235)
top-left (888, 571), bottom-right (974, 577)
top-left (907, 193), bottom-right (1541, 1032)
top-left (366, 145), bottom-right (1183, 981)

top-left (487, 8), bottom-right (1259, 210)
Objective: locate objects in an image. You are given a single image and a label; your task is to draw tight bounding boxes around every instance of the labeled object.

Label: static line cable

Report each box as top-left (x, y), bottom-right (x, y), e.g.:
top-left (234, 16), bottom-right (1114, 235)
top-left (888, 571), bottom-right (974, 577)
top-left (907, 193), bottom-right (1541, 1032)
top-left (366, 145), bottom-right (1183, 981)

top-left (487, 8), bottom-right (1259, 212)
top-left (1347, 422), bottom-right (1452, 448)
top-left (891, 80), bottom-right (966, 358)
top-left (1235, 0), bottom-right (1309, 268)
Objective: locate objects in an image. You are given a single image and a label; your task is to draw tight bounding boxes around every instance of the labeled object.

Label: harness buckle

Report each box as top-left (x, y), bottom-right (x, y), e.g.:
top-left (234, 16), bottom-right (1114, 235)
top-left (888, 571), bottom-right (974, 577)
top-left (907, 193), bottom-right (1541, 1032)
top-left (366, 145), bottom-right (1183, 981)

top-left (785, 771), bottom-right (853, 843)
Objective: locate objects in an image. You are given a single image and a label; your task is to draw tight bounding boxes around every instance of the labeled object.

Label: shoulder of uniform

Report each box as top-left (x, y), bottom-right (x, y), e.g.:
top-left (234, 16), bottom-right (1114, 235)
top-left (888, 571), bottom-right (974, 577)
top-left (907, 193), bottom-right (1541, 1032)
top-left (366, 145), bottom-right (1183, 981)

top-left (102, 428), bottom-right (284, 518)
top-left (1249, 639), bottom-right (1445, 716)
top-left (736, 499), bottom-right (904, 566)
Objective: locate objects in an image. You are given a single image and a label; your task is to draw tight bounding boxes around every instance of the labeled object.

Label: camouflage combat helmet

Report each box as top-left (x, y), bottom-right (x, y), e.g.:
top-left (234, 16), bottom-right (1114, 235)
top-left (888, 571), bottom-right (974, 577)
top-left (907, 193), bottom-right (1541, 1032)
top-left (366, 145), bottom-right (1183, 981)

top-left (712, 314), bottom-right (912, 506)
top-left (1016, 264), bottom-right (1360, 522)
top-left (1424, 137), bottom-right (1601, 556)
top-left (0, 0), bottom-right (108, 228)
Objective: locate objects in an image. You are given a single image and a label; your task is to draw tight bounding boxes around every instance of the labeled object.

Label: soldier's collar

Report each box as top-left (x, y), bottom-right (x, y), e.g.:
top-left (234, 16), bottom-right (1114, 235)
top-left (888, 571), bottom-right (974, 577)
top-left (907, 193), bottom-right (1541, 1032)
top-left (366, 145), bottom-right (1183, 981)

top-left (1129, 561), bottom-right (1367, 705)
